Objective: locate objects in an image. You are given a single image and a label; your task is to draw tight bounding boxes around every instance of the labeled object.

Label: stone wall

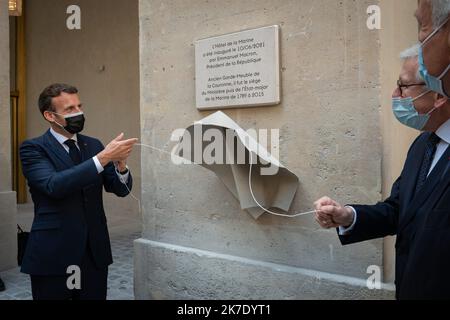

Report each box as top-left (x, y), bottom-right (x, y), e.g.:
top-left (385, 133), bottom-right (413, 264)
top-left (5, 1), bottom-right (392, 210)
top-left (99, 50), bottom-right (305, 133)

top-left (136, 0), bottom-right (395, 299)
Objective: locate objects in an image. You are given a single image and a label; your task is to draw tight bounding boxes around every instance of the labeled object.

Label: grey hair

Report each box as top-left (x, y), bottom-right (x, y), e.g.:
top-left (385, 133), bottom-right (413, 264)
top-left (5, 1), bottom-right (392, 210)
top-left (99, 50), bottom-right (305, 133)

top-left (399, 43), bottom-right (420, 60)
top-left (399, 43), bottom-right (422, 81)
top-left (431, 0), bottom-right (450, 28)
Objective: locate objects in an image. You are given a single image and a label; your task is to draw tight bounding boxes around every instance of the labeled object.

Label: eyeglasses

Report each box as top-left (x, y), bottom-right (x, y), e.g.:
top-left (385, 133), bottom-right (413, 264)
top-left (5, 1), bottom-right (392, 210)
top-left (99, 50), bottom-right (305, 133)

top-left (397, 79), bottom-right (426, 96)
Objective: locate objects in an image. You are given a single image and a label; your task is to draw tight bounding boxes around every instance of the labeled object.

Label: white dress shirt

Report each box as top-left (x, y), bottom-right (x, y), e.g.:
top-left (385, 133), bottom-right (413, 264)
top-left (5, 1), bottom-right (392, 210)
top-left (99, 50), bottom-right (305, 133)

top-left (49, 128), bottom-right (130, 183)
top-left (339, 118), bottom-right (450, 235)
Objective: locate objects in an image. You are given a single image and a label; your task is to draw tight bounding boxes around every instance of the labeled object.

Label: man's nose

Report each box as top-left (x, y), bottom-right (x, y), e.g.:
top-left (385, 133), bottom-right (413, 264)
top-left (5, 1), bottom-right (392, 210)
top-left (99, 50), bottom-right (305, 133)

top-left (392, 87), bottom-right (401, 98)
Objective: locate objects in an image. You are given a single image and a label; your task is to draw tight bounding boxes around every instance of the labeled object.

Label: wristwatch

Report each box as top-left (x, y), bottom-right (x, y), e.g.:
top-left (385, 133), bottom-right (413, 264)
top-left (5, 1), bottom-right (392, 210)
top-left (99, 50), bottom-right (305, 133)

top-left (119, 167), bottom-right (129, 175)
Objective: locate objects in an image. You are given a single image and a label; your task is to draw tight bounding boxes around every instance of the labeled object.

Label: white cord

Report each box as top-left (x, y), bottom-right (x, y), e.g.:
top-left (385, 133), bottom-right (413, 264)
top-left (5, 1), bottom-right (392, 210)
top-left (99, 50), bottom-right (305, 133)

top-left (114, 143), bottom-right (191, 216)
top-left (114, 163), bottom-right (141, 215)
top-left (116, 143), bottom-right (316, 218)
top-left (248, 150), bottom-right (316, 218)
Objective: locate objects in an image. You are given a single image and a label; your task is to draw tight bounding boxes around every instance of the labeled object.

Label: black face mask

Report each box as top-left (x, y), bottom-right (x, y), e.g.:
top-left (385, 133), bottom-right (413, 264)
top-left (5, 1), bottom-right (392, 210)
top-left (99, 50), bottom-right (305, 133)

top-left (53, 112), bottom-right (85, 134)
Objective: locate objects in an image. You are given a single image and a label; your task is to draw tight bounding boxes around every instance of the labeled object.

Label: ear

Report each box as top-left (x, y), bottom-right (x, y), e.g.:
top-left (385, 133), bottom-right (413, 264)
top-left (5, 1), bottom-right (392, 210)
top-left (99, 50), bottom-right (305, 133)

top-left (434, 93), bottom-right (448, 109)
top-left (43, 111), bottom-right (55, 123)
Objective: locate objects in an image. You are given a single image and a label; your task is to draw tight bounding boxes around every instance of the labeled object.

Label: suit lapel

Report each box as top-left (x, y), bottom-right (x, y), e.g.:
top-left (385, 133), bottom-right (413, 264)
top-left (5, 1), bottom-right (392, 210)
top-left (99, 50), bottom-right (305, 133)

top-left (400, 134), bottom-right (428, 214)
top-left (44, 130), bottom-right (94, 167)
top-left (399, 142), bottom-right (450, 233)
top-left (77, 134), bottom-right (90, 162)
top-left (43, 129), bottom-right (74, 168)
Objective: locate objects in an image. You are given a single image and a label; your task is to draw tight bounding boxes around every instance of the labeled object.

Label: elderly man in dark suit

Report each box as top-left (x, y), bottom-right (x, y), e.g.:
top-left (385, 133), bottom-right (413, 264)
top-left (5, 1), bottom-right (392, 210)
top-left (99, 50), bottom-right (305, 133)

top-left (314, 44), bottom-right (450, 299)
top-left (20, 83), bottom-right (137, 300)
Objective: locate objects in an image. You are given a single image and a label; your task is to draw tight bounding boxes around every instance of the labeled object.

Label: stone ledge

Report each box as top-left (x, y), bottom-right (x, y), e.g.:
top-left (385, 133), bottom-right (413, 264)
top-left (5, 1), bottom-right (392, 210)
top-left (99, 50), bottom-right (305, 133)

top-left (134, 238), bottom-right (395, 300)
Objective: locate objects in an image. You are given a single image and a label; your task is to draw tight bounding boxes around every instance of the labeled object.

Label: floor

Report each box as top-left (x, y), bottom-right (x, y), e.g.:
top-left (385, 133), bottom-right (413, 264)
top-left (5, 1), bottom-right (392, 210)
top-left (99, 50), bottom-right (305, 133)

top-left (0, 204), bottom-right (141, 300)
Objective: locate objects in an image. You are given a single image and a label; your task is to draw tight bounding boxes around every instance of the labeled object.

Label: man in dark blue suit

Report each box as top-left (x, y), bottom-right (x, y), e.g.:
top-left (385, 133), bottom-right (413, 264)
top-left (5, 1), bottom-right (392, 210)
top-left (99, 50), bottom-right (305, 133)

top-left (314, 45), bottom-right (450, 299)
top-left (20, 83), bottom-right (138, 300)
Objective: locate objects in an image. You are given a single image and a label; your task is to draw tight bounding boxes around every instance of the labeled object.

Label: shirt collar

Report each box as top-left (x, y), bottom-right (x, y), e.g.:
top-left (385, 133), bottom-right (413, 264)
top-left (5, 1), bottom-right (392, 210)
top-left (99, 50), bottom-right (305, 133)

top-left (435, 118), bottom-right (450, 145)
top-left (50, 127), bottom-right (77, 145)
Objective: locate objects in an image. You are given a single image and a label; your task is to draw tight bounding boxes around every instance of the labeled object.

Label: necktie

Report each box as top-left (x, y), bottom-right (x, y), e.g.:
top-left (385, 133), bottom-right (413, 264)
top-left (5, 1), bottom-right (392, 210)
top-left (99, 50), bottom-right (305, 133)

top-left (64, 139), bottom-right (81, 165)
top-left (414, 132), bottom-right (441, 195)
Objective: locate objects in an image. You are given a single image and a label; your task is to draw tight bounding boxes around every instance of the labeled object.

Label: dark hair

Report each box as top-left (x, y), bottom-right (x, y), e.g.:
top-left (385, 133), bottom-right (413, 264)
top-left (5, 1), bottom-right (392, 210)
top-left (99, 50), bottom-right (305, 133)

top-left (38, 83), bottom-right (78, 115)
